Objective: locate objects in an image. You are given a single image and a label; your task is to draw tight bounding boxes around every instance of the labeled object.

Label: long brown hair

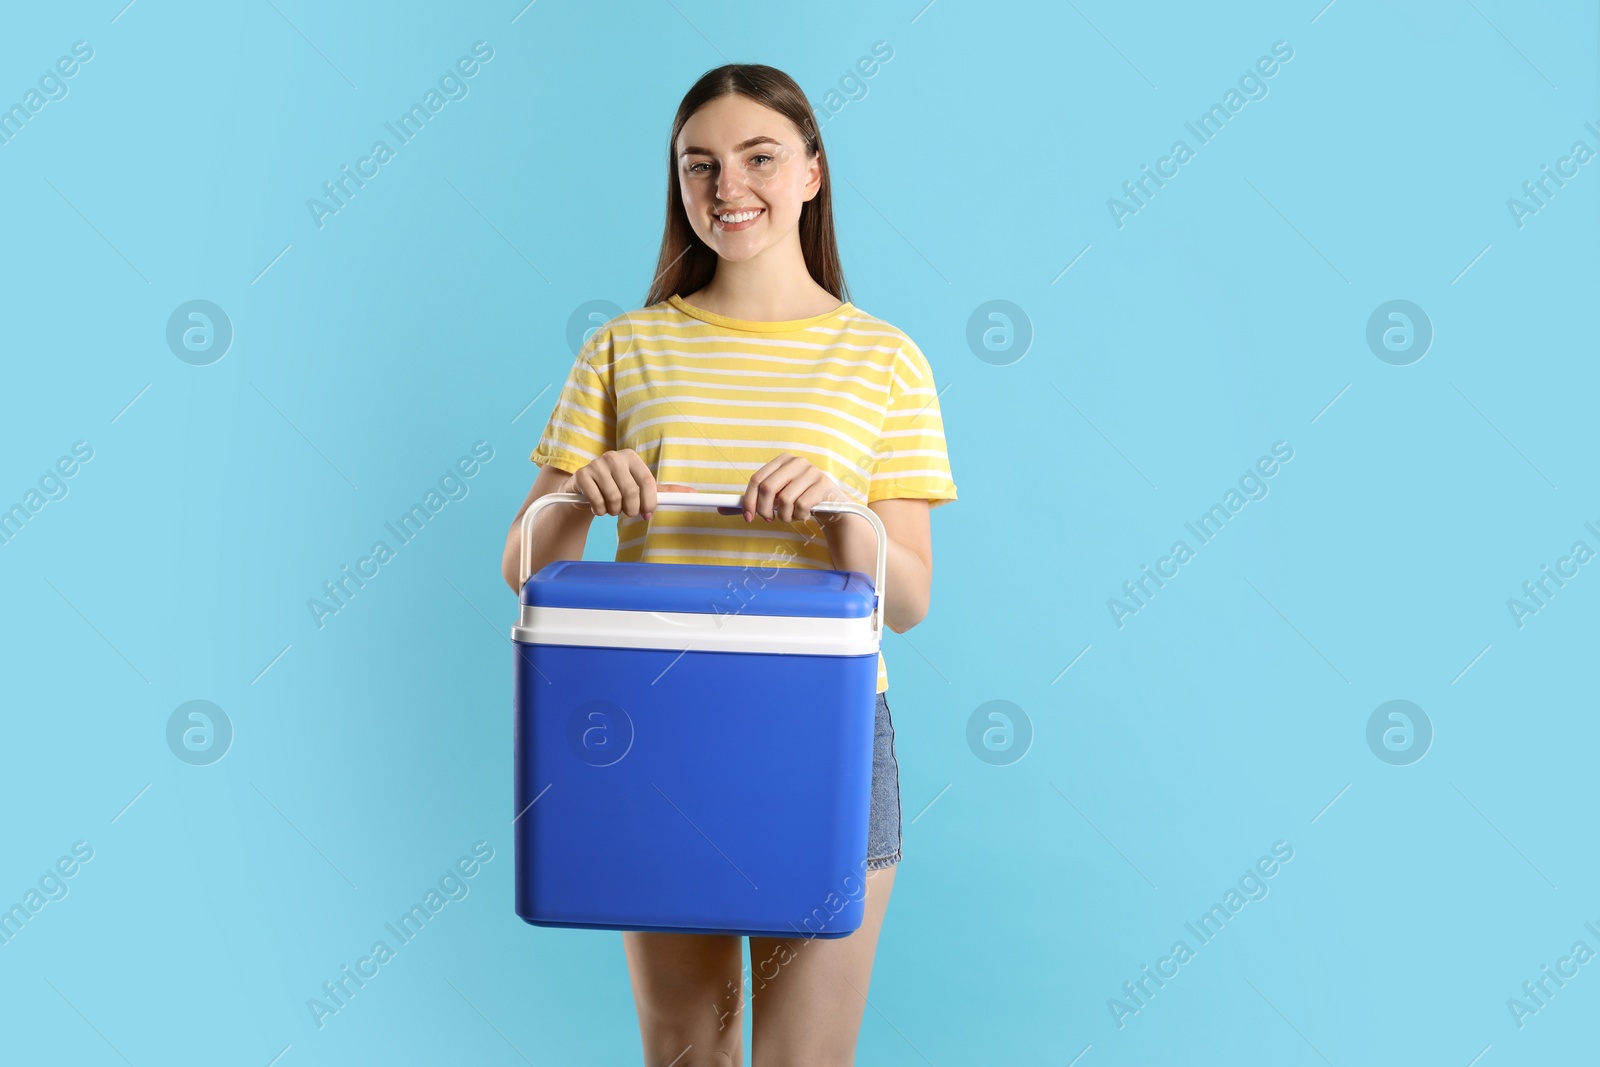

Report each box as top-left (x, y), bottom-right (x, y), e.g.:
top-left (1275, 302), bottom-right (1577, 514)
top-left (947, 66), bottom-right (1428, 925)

top-left (644, 64), bottom-right (849, 308)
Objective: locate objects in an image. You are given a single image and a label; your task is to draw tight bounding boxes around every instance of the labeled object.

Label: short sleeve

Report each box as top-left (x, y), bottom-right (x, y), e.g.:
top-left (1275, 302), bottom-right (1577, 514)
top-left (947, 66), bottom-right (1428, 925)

top-left (528, 328), bottom-right (617, 474)
top-left (868, 340), bottom-right (957, 508)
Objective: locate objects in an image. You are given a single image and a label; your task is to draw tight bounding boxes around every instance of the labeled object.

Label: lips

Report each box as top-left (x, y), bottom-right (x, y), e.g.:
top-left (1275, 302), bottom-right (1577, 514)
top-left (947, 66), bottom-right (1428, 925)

top-left (714, 207), bottom-right (764, 230)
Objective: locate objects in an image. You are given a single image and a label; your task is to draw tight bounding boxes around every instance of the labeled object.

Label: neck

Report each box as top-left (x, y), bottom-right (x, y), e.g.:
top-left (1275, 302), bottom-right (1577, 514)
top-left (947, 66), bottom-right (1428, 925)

top-left (692, 236), bottom-right (838, 320)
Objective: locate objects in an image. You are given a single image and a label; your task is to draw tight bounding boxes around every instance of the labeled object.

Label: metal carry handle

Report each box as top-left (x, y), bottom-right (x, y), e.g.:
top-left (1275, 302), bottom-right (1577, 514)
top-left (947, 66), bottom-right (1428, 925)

top-left (518, 491), bottom-right (889, 643)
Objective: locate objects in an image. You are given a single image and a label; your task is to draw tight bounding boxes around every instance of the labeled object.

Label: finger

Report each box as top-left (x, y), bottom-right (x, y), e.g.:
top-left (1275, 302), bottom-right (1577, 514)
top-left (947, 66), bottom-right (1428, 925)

top-left (760, 458), bottom-right (810, 521)
top-left (791, 476), bottom-right (832, 524)
top-left (629, 453), bottom-right (657, 518)
top-left (743, 453), bottom-right (792, 521)
top-left (612, 452), bottom-right (652, 517)
top-left (793, 463), bottom-right (830, 523)
top-left (587, 459), bottom-right (624, 516)
top-left (572, 466), bottom-right (610, 516)
top-left (749, 462), bottom-right (787, 521)
top-left (768, 457), bottom-right (814, 522)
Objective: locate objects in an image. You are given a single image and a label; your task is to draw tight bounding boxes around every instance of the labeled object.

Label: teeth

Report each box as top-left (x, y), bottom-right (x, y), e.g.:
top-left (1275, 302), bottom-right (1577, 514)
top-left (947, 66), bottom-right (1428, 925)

top-left (717, 209), bottom-right (761, 223)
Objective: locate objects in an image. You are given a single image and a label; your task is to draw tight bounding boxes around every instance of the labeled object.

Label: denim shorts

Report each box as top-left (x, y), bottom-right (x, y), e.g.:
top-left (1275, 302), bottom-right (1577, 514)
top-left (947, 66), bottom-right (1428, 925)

top-left (866, 691), bottom-right (902, 871)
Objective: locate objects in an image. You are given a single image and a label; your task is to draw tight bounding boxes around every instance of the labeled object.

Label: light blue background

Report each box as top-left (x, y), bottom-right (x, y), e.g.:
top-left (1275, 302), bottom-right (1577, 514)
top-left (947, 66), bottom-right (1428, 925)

top-left (2, 1), bottom-right (1596, 1063)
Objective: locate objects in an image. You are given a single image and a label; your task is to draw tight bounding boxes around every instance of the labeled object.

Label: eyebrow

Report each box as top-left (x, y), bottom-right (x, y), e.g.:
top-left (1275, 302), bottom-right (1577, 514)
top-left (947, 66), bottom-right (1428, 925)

top-left (678, 135), bottom-right (782, 157)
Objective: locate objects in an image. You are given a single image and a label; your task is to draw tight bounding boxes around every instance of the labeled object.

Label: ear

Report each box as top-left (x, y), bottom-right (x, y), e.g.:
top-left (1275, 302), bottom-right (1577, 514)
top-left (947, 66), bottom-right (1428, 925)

top-left (802, 146), bottom-right (823, 203)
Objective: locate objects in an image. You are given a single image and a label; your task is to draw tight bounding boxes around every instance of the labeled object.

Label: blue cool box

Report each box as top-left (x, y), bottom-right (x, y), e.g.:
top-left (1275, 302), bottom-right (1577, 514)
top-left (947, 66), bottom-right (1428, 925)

top-left (512, 549), bottom-right (882, 939)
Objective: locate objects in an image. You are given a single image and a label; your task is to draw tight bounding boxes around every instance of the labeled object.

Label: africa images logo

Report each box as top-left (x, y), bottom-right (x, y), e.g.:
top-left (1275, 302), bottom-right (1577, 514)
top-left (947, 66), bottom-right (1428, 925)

top-left (307, 442), bottom-right (494, 629)
top-left (306, 42), bottom-right (495, 229)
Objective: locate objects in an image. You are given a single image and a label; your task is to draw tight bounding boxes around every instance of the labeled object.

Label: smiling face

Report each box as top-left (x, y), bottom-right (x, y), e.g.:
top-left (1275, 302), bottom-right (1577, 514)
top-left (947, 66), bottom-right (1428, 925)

top-left (676, 93), bottom-right (821, 263)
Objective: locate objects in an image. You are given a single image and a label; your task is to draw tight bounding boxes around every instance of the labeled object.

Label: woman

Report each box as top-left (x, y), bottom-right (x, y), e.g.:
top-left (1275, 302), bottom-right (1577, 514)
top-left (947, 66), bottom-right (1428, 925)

top-left (501, 63), bottom-right (956, 1066)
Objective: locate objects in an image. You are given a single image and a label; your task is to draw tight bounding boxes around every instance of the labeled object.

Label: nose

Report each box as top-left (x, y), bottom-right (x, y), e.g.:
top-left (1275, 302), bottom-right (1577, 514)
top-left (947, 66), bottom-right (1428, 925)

top-left (716, 161), bottom-right (747, 202)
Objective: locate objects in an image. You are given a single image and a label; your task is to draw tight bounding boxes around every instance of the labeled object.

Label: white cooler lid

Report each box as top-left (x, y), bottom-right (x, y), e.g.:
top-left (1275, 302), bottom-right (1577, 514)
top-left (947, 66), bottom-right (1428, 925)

top-left (511, 604), bottom-right (879, 656)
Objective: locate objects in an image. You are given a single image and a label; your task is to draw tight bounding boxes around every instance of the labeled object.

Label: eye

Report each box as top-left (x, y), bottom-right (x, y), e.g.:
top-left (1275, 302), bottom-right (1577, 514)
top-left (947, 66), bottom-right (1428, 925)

top-left (686, 161), bottom-right (712, 175)
top-left (750, 154), bottom-right (774, 166)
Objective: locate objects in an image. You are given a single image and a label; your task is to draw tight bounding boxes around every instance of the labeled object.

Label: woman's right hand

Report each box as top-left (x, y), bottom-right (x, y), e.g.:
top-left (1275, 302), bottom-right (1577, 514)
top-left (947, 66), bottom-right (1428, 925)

top-left (568, 448), bottom-right (696, 521)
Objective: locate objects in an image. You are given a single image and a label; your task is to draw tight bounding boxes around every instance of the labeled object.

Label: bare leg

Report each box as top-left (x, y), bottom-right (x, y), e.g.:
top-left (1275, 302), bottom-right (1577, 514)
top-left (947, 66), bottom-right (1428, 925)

top-left (748, 865), bottom-right (897, 1066)
top-left (622, 931), bottom-right (745, 1066)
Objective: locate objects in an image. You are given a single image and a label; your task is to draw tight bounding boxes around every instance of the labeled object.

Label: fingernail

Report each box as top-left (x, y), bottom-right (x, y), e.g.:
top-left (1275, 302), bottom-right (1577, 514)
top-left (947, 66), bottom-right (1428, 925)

top-left (744, 510), bottom-right (752, 522)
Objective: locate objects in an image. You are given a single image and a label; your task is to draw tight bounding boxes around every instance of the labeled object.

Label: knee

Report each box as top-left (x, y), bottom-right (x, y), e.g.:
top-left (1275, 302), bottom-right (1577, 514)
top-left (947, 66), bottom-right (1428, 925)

top-left (756, 1039), bottom-right (854, 1067)
top-left (637, 1008), bottom-right (743, 1067)
top-left (641, 1041), bottom-right (739, 1067)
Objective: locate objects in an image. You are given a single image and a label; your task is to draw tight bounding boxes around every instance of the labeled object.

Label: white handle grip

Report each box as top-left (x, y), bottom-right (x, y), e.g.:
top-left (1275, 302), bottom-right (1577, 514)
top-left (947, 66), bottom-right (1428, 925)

top-left (518, 491), bottom-right (887, 644)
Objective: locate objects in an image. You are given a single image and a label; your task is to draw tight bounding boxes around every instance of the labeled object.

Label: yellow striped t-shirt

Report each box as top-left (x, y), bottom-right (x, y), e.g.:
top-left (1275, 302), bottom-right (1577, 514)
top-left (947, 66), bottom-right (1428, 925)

top-left (529, 293), bottom-right (957, 693)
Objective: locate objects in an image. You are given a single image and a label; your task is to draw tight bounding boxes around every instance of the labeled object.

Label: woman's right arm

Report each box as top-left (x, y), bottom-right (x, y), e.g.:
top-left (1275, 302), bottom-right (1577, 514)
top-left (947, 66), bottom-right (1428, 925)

top-left (502, 449), bottom-right (687, 593)
top-left (501, 464), bottom-right (594, 593)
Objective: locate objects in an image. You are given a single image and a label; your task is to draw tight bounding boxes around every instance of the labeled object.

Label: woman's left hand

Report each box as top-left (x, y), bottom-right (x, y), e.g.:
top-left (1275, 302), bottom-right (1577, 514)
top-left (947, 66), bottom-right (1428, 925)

top-left (740, 453), bottom-right (849, 524)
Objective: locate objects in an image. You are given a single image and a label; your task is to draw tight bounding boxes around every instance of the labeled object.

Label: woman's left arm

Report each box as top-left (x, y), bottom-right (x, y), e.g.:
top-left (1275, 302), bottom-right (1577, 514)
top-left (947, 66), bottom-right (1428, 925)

top-left (739, 453), bottom-right (935, 634)
top-left (820, 499), bottom-right (932, 634)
